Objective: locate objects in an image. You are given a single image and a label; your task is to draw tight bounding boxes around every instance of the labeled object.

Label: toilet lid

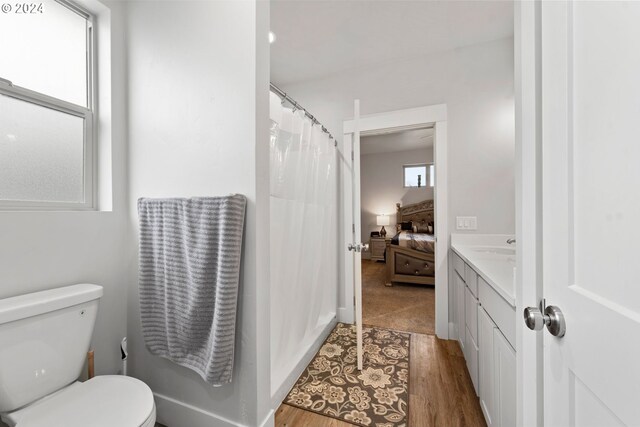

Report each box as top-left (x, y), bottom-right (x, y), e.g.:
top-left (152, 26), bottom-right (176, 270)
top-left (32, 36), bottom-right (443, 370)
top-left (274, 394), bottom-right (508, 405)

top-left (15, 376), bottom-right (154, 427)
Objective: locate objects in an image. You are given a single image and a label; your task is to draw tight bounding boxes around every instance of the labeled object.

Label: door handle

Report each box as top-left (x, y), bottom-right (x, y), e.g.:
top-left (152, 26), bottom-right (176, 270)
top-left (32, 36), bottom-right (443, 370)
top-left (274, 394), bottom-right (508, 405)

top-left (347, 243), bottom-right (369, 252)
top-left (524, 299), bottom-right (566, 337)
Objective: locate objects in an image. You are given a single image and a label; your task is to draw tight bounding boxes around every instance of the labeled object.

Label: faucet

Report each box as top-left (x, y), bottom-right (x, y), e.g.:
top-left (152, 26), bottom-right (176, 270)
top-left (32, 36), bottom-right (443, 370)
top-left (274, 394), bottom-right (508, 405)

top-left (507, 238), bottom-right (516, 245)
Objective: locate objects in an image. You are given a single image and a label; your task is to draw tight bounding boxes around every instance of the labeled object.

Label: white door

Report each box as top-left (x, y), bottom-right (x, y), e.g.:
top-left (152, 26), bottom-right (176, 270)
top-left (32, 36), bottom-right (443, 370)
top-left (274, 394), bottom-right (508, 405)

top-left (538, 2), bottom-right (640, 425)
top-left (349, 99), bottom-right (364, 371)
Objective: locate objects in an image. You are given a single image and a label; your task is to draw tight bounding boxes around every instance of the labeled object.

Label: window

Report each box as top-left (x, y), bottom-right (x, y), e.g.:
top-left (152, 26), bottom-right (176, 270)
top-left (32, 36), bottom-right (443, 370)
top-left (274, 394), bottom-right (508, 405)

top-left (403, 163), bottom-right (434, 188)
top-left (0, 0), bottom-right (94, 209)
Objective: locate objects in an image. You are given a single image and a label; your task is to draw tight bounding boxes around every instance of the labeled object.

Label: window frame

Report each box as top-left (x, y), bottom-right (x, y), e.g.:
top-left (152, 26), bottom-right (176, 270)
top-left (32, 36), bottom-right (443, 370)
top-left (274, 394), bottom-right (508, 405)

top-left (403, 163), bottom-right (433, 188)
top-left (0, 0), bottom-right (95, 210)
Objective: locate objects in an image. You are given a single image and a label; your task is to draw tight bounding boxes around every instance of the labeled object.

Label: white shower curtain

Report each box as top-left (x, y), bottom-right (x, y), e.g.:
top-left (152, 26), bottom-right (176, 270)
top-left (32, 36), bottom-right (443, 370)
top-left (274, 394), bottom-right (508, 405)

top-left (269, 92), bottom-right (337, 395)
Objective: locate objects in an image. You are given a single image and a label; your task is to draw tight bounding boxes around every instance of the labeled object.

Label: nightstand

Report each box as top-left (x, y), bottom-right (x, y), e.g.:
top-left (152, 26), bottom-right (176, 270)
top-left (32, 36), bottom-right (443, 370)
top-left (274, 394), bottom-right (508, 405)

top-left (369, 236), bottom-right (390, 261)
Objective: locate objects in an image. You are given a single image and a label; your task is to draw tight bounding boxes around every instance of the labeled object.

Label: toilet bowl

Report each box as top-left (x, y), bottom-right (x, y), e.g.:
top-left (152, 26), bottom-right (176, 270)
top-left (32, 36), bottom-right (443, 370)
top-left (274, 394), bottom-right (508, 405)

top-left (0, 284), bottom-right (156, 427)
top-left (2, 376), bottom-right (156, 427)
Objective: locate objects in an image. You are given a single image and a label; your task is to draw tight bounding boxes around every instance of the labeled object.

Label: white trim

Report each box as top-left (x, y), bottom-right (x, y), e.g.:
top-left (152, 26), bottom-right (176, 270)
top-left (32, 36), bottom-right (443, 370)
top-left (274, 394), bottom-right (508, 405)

top-left (342, 104), bottom-right (449, 339)
top-left (433, 120), bottom-right (449, 338)
top-left (154, 392), bottom-right (246, 427)
top-left (344, 104), bottom-right (447, 134)
top-left (341, 133), bottom-right (355, 325)
top-left (259, 410), bottom-right (275, 427)
top-left (515, 1), bottom-right (543, 426)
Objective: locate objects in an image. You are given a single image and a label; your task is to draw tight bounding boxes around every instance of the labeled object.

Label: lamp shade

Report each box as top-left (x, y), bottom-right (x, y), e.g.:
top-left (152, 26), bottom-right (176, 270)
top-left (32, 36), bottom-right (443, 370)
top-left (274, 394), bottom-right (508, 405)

top-left (376, 215), bottom-right (390, 226)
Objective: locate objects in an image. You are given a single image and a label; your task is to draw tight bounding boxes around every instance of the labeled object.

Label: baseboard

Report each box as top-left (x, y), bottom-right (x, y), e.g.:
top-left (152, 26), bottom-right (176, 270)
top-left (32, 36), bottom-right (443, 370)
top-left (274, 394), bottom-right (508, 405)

top-left (270, 316), bottom-right (338, 409)
top-left (448, 321), bottom-right (456, 340)
top-left (154, 392), bottom-right (245, 427)
top-left (259, 410), bottom-right (275, 427)
top-left (337, 307), bottom-right (354, 324)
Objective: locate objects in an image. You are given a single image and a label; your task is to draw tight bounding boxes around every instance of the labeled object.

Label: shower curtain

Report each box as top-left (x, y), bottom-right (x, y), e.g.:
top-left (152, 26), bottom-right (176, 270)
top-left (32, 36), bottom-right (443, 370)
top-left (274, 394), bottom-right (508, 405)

top-left (269, 92), bottom-right (337, 396)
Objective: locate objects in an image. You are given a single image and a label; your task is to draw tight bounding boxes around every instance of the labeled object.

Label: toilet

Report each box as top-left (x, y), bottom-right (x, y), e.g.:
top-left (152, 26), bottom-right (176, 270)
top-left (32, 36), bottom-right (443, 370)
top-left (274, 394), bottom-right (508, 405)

top-left (0, 284), bottom-right (156, 427)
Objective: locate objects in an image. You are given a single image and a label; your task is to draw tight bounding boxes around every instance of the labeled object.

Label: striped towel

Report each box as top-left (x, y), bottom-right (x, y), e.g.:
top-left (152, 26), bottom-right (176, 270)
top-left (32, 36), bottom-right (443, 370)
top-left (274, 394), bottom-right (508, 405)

top-left (137, 195), bottom-right (246, 386)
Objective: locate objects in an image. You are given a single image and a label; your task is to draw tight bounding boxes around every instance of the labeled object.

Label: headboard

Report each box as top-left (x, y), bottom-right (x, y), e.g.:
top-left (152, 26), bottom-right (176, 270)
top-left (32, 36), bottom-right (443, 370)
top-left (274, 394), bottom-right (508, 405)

top-left (396, 200), bottom-right (434, 231)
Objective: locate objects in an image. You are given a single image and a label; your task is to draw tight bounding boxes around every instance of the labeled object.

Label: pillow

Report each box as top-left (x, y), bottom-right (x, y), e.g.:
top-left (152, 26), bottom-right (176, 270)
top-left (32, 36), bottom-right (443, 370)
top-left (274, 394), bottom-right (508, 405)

top-left (416, 224), bottom-right (430, 233)
top-left (400, 222), bottom-right (412, 231)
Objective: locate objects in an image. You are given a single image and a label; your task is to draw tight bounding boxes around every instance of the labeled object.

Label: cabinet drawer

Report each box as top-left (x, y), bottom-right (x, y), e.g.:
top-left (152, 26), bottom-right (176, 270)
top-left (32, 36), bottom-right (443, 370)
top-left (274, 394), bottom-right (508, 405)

top-left (478, 277), bottom-right (516, 349)
top-left (465, 326), bottom-right (479, 395)
top-left (465, 263), bottom-right (479, 297)
top-left (465, 285), bottom-right (478, 343)
top-left (395, 253), bottom-right (434, 276)
top-left (452, 251), bottom-right (465, 280)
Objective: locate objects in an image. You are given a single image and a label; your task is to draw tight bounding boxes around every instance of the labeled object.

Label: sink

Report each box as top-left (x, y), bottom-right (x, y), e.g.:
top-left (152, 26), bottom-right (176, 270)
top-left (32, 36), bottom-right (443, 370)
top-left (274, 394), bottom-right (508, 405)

top-left (469, 246), bottom-right (516, 256)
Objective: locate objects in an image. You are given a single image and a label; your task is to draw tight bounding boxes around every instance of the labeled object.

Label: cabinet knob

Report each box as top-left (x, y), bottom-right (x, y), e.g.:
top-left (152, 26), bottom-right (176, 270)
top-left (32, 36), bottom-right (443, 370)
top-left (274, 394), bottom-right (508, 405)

top-left (405, 262), bottom-right (410, 267)
top-left (415, 270), bottom-right (420, 275)
top-left (424, 263), bottom-right (429, 269)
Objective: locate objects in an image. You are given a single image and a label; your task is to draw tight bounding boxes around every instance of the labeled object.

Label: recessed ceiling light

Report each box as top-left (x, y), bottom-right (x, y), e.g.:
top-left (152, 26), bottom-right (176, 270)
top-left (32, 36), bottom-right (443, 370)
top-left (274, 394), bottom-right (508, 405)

top-left (269, 31), bottom-right (276, 44)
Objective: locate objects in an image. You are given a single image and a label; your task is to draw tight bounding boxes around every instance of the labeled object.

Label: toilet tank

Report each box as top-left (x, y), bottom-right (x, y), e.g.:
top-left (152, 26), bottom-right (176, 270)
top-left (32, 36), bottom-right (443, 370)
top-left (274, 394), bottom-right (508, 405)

top-left (0, 284), bottom-right (103, 413)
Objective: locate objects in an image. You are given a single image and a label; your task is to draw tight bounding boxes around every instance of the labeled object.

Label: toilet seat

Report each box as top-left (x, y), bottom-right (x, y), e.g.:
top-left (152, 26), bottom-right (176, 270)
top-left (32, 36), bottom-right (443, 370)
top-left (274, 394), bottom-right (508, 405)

top-left (6, 376), bottom-right (155, 427)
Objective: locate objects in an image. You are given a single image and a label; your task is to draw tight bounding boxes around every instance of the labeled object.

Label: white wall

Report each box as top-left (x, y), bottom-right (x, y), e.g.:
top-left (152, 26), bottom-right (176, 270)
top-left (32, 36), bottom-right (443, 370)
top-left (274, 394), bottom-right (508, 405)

top-left (0, 0), bottom-right (128, 381)
top-left (279, 37), bottom-right (515, 310)
top-left (125, 2), bottom-right (271, 427)
top-left (360, 148), bottom-right (433, 246)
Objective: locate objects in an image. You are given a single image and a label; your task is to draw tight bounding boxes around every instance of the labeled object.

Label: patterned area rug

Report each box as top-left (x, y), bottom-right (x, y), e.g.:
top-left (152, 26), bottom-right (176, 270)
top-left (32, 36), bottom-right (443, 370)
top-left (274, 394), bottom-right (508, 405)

top-left (285, 323), bottom-right (410, 427)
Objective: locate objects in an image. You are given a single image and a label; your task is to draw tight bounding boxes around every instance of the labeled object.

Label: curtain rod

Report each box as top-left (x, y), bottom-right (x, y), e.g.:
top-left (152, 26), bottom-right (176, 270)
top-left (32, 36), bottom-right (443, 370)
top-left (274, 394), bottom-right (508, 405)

top-left (270, 82), bottom-right (337, 146)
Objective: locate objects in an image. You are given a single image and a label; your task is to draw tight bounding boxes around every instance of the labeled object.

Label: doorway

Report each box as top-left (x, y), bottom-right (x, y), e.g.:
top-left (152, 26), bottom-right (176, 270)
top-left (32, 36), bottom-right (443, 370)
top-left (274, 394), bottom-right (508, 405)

top-left (359, 126), bottom-right (436, 334)
top-left (342, 104), bottom-right (449, 340)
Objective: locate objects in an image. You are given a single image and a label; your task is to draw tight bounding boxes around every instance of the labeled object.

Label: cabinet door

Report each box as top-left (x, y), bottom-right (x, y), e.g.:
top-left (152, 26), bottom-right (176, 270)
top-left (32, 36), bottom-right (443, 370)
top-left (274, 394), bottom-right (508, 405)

top-left (478, 307), bottom-right (497, 427)
top-left (493, 328), bottom-right (516, 427)
top-left (465, 326), bottom-right (479, 395)
top-left (465, 285), bottom-right (478, 343)
top-left (455, 272), bottom-right (466, 351)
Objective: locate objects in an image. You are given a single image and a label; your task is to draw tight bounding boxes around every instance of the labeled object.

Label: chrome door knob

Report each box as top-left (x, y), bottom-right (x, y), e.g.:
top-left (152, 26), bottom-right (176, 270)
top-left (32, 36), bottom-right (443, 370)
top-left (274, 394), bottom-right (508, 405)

top-left (524, 301), bottom-right (566, 338)
top-left (524, 307), bottom-right (545, 331)
top-left (544, 305), bottom-right (566, 338)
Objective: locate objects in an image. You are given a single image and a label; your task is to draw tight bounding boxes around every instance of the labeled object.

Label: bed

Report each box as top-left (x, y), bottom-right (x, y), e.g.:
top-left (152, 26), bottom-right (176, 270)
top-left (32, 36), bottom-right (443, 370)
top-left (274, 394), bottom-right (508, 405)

top-left (386, 200), bottom-right (436, 286)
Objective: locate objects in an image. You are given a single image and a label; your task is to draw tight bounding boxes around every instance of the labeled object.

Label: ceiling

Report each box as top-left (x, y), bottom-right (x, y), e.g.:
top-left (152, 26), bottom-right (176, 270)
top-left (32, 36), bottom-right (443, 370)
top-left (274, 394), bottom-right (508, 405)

top-left (361, 128), bottom-right (433, 155)
top-left (270, 0), bottom-right (514, 85)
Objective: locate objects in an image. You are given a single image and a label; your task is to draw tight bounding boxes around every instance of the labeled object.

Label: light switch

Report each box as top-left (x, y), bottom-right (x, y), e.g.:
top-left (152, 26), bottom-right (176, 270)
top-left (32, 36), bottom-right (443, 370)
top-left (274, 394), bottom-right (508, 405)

top-left (456, 216), bottom-right (478, 230)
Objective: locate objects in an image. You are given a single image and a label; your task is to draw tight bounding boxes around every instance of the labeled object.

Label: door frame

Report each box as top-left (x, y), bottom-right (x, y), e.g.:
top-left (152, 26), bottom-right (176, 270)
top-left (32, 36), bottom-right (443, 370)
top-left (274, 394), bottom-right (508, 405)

top-left (515, 1), bottom-right (543, 425)
top-left (341, 104), bottom-right (449, 339)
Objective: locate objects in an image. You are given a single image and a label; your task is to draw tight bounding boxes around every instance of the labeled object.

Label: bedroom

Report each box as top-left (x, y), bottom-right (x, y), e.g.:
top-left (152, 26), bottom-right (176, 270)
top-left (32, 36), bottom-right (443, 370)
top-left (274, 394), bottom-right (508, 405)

top-left (360, 128), bottom-right (436, 335)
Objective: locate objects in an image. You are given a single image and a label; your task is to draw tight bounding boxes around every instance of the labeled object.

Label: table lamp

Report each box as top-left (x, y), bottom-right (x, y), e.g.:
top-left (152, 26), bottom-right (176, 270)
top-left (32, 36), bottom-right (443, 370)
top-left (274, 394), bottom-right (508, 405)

top-left (377, 214), bottom-right (390, 237)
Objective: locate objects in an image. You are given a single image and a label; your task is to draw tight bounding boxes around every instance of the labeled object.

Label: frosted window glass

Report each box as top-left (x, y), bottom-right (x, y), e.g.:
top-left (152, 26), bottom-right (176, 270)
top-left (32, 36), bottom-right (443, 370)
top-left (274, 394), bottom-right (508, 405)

top-left (404, 165), bottom-right (427, 187)
top-left (0, 94), bottom-right (85, 202)
top-left (0, 0), bottom-right (88, 106)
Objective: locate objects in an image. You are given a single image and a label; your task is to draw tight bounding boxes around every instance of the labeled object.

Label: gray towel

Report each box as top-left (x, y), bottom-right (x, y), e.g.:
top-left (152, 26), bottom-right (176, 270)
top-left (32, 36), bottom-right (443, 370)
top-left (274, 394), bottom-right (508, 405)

top-left (137, 195), bottom-right (246, 386)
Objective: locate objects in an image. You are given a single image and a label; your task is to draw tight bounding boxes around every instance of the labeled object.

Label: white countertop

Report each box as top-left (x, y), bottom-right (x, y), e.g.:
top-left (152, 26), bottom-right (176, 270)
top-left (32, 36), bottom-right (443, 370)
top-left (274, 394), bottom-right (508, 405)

top-left (451, 234), bottom-right (516, 307)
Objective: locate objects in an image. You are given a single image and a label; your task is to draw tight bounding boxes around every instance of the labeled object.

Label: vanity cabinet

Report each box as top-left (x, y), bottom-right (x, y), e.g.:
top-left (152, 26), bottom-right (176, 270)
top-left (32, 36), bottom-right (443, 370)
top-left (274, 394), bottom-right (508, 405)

top-left (451, 248), bottom-right (516, 427)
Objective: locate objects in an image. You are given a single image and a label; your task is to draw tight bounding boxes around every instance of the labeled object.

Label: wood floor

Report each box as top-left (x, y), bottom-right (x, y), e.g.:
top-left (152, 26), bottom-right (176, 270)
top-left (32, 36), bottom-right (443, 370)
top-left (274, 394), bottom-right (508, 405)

top-left (362, 259), bottom-right (435, 335)
top-left (275, 261), bottom-right (487, 427)
top-left (276, 334), bottom-right (486, 427)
